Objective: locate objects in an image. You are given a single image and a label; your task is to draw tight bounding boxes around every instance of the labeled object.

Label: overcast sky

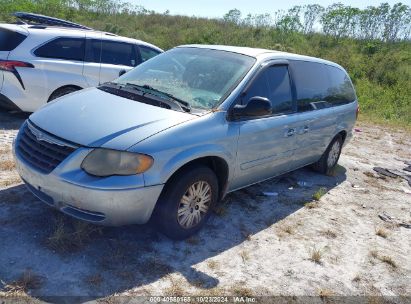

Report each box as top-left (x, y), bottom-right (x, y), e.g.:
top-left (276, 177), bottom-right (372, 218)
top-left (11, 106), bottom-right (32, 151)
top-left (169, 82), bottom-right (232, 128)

top-left (130, 0), bottom-right (411, 18)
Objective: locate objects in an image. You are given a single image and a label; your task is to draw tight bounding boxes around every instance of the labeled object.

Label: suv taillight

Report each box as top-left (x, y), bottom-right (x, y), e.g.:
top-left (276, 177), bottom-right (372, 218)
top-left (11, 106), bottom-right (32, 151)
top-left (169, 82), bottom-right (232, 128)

top-left (0, 60), bottom-right (34, 89)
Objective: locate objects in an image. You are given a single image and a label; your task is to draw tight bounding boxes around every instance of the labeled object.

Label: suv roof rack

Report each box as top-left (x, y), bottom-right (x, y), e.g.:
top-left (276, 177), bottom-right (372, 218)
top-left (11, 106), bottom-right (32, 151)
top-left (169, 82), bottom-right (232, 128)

top-left (13, 12), bottom-right (92, 30)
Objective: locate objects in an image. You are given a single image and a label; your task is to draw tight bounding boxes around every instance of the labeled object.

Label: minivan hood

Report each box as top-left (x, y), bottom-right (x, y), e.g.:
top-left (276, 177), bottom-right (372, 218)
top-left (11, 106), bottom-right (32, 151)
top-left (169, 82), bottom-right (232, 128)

top-left (30, 88), bottom-right (197, 150)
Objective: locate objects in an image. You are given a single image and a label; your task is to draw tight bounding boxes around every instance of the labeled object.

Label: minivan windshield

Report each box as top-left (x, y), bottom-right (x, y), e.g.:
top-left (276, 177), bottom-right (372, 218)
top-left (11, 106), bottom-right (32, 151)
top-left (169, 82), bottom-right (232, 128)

top-left (114, 47), bottom-right (256, 110)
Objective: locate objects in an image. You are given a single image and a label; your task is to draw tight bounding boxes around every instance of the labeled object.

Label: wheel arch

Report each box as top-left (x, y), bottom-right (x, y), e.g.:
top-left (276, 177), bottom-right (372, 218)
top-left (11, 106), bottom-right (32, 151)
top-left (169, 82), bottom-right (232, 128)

top-left (163, 156), bottom-right (230, 201)
top-left (48, 85), bottom-right (83, 102)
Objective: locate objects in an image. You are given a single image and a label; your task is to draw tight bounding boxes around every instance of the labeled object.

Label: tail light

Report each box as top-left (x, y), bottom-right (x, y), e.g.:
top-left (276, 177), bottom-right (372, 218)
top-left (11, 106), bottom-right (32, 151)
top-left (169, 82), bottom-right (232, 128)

top-left (0, 60), bottom-right (34, 90)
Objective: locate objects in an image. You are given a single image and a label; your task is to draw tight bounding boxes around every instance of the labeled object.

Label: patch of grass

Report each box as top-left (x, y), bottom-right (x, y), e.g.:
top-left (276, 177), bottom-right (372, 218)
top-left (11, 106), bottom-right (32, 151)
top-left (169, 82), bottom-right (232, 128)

top-left (185, 236), bottom-right (200, 245)
top-left (321, 229), bottom-right (337, 239)
top-left (375, 227), bottom-right (389, 238)
top-left (47, 217), bottom-right (102, 252)
top-left (84, 274), bottom-right (103, 287)
top-left (0, 160), bottom-right (15, 171)
top-left (207, 260), bottom-right (219, 270)
top-left (304, 201), bottom-right (319, 209)
top-left (163, 278), bottom-right (185, 297)
top-left (313, 187), bottom-right (327, 201)
top-left (231, 284), bottom-right (253, 297)
top-left (327, 164), bottom-right (344, 177)
top-left (280, 225), bottom-right (294, 235)
top-left (318, 288), bottom-right (334, 298)
top-left (369, 250), bottom-right (397, 269)
top-left (309, 247), bottom-right (323, 264)
top-left (239, 250), bottom-right (250, 262)
top-left (3, 269), bottom-right (43, 294)
top-left (213, 199), bottom-right (230, 217)
top-left (0, 147), bottom-right (11, 155)
top-left (352, 275), bottom-right (361, 282)
top-left (0, 176), bottom-right (21, 187)
top-left (364, 171), bottom-right (376, 178)
top-left (379, 255), bottom-right (397, 268)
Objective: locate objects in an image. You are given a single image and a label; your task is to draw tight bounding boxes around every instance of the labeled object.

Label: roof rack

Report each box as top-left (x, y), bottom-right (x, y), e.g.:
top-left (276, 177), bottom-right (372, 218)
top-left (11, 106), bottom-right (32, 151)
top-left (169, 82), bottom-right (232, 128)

top-left (13, 12), bottom-right (92, 30)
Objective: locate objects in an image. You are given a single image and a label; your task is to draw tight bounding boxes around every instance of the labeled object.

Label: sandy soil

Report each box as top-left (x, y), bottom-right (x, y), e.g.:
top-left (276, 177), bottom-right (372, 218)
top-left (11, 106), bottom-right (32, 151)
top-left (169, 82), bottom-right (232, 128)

top-left (0, 109), bottom-right (410, 303)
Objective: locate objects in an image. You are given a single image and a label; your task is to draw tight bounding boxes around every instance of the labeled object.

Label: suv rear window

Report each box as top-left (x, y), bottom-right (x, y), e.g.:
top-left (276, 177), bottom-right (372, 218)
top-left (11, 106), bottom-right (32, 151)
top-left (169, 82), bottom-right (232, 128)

top-left (101, 40), bottom-right (138, 67)
top-left (34, 37), bottom-right (85, 61)
top-left (0, 28), bottom-right (27, 51)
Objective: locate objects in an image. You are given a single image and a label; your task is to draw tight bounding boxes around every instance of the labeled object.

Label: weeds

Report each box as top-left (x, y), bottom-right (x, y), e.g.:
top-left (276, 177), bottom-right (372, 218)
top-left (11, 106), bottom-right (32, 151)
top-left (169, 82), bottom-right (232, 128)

top-left (375, 227), bottom-right (388, 238)
top-left (369, 250), bottom-right (397, 269)
top-left (163, 278), bottom-right (185, 296)
top-left (239, 250), bottom-right (250, 262)
top-left (231, 284), bottom-right (253, 297)
top-left (185, 236), bottom-right (199, 245)
top-left (309, 247), bottom-right (323, 264)
top-left (207, 260), bottom-right (219, 270)
top-left (304, 201), bottom-right (319, 209)
top-left (3, 269), bottom-right (43, 294)
top-left (0, 160), bottom-right (15, 171)
top-left (84, 274), bottom-right (103, 287)
top-left (321, 229), bottom-right (337, 239)
top-left (47, 216), bottom-right (102, 252)
top-left (313, 187), bottom-right (327, 201)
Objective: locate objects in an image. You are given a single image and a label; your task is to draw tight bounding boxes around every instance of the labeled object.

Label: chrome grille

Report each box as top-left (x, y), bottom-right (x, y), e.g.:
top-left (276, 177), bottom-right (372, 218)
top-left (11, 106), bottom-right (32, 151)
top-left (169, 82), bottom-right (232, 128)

top-left (16, 121), bottom-right (79, 174)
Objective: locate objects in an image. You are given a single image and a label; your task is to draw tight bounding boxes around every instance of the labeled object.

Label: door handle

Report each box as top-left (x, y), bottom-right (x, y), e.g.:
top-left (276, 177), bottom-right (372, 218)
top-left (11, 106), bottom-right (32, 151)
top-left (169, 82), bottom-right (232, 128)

top-left (286, 128), bottom-right (296, 137)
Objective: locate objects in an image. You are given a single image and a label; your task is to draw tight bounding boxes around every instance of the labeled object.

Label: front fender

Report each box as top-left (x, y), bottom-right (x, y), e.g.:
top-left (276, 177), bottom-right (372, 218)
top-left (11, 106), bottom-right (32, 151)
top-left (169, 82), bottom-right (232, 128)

top-left (143, 143), bottom-right (235, 187)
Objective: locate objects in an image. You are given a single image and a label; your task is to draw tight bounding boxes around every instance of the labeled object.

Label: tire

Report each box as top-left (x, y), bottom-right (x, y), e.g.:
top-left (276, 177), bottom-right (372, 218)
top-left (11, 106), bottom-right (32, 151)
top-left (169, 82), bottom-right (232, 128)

top-left (48, 86), bottom-right (80, 102)
top-left (312, 135), bottom-right (343, 175)
top-left (154, 165), bottom-right (219, 240)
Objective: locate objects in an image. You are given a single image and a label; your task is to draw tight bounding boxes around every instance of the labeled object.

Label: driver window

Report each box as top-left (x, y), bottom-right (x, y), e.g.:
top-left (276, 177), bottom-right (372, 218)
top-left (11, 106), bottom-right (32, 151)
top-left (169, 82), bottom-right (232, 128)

top-left (242, 65), bottom-right (293, 114)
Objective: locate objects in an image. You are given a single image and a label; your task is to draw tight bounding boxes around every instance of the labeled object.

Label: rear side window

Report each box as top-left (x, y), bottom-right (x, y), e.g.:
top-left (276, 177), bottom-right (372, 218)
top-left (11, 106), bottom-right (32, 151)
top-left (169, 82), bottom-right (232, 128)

top-left (291, 61), bottom-right (329, 112)
top-left (0, 28), bottom-right (27, 51)
top-left (100, 41), bottom-right (138, 67)
top-left (325, 65), bottom-right (356, 105)
top-left (34, 37), bottom-right (85, 61)
top-left (242, 65), bottom-right (293, 114)
top-left (139, 45), bottom-right (160, 62)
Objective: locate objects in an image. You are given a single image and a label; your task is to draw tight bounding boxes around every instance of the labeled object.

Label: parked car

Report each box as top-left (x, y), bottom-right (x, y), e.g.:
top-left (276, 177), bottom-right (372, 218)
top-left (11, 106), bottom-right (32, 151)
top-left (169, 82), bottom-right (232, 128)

top-left (0, 12), bottom-right (162, 112)
top-left (13, 45), bottom-right (358, 239)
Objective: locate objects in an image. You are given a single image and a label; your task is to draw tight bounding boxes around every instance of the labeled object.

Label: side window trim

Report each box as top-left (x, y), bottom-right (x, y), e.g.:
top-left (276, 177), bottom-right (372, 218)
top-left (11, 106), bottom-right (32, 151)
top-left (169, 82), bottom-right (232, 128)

top-left (32, 36), bottom-right (86, 61)
top-left (84, 38), bottom-right (102, 64)
top-left (134, 44), bottom-right (143, 65)
top-left (229, 60), bottom-right (296, 121)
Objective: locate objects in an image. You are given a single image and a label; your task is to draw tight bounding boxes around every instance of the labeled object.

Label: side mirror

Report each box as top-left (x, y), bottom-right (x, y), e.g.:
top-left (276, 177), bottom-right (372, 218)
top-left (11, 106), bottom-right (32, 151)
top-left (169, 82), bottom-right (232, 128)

top-left (119, 70), bottom-right (127, 77)
top-left (231, 97), bottom-right (272, 120)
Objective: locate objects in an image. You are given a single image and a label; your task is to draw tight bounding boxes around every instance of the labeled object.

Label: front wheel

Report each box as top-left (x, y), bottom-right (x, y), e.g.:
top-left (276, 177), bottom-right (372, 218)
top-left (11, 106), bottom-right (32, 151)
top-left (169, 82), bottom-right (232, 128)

top-left (154, 165), bottom-right (218, 240)
top-left (312, 135), bottom-right (343, 175)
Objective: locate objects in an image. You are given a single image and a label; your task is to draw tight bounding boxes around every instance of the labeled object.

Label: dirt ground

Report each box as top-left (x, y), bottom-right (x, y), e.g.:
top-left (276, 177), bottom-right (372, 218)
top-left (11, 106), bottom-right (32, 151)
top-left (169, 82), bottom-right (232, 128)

top-left (0, 109), bottom-right (410, 303)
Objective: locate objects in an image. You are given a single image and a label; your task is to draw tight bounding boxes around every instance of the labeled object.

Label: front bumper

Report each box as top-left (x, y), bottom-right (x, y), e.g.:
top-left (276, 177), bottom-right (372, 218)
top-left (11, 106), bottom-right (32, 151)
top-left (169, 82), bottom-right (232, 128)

top-left (13, 145), bottom-right (164, 226)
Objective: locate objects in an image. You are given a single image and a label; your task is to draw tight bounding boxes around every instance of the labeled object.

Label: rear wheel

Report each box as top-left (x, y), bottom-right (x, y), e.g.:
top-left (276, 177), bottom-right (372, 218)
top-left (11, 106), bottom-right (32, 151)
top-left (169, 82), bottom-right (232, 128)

top-left (154, 165), bottom-right (218, 240)
top-left (312, 135), bottom-right (343, 175)
top-left (48, 86), bottom-right (80, 102)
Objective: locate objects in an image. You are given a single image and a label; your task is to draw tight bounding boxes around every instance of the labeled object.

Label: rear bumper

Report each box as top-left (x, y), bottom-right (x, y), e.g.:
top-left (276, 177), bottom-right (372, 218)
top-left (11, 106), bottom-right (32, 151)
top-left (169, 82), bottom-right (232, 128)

top-left (0, 93), bottom-right (21, 111)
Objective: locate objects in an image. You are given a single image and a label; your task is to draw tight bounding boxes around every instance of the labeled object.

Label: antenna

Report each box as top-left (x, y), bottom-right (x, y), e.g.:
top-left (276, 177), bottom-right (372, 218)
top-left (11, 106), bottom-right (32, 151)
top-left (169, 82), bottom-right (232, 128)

top-left (13, 12), bottom-right (93, 30)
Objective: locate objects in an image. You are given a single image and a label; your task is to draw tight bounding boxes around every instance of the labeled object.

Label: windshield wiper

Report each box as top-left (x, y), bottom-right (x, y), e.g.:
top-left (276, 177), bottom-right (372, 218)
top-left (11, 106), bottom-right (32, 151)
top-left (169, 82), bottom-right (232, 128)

top-left (124, 83), bottom-right (191, 113)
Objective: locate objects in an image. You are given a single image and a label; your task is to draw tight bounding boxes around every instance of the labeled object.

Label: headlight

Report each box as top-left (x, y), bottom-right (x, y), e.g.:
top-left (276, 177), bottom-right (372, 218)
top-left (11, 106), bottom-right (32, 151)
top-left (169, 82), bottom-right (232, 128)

top-left (81, 149), bottom-right (153, 177)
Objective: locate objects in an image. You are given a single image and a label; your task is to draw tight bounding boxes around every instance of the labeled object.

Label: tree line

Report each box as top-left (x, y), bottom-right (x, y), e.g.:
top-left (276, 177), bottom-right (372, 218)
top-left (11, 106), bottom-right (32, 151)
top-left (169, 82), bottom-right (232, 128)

top-left (223, 3), bottom-right (411, 41)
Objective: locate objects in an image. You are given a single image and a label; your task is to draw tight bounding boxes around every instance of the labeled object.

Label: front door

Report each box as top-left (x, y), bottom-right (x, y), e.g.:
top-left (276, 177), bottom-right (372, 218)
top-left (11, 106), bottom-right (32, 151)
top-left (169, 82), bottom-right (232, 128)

top-left (230, 63), bottom-right (300, 191)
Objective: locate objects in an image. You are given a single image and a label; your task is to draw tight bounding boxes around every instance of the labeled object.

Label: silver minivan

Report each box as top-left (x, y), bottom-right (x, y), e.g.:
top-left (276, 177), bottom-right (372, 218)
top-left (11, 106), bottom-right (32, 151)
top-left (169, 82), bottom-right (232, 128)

top-left (13, 45), bottom-right (358, 239)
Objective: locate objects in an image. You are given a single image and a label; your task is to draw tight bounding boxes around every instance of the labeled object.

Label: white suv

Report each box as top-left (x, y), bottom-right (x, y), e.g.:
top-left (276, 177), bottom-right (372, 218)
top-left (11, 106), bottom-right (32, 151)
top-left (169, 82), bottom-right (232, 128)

top-left (0, 12), bottom-right (163, 112)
